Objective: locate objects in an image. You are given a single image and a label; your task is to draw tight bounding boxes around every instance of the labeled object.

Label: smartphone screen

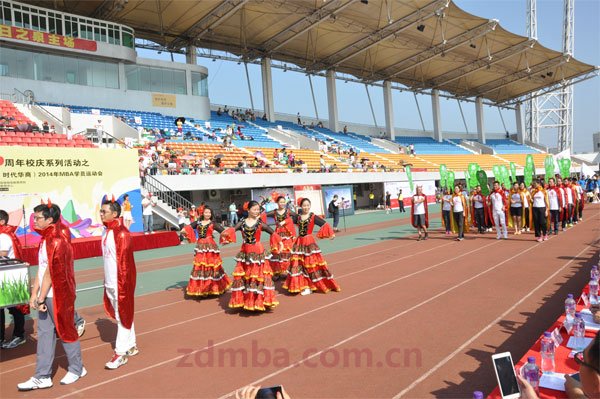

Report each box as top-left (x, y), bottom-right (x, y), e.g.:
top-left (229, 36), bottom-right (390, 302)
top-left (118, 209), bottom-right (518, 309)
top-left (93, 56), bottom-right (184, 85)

top-left (256, 386), bottom-right (282, 399)
top-left (494, 356), bottom-right (520, 397)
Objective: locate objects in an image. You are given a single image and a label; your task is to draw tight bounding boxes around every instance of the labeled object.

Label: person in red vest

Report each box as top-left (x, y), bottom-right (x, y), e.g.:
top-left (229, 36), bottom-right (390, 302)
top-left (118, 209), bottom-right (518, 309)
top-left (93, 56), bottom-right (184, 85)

top-left (99, 197), bottom-right (138, 370)
top-left (0, 209), bottom-right (29, 349)
top-left (18, 201), bottom-right (85, 391)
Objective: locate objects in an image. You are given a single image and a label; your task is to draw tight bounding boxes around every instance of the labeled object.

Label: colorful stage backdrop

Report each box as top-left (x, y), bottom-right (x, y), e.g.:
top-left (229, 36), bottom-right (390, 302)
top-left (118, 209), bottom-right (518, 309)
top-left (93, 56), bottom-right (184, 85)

top-left (0, 147), bottom-right (142, 245)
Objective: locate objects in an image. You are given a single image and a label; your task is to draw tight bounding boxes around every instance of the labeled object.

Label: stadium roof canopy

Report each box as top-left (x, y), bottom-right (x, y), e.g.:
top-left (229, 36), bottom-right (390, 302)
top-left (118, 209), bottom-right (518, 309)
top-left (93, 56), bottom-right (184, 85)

top-left (31, 0), bottom-right (598, 104)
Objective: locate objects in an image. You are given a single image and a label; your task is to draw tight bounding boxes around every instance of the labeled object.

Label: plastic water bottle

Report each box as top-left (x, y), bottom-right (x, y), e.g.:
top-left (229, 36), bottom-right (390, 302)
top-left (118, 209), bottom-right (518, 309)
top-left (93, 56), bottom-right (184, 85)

top-left (522, 357), bottom-right (540, 393)
top-left (473, 391), bottom-right (484, 399)
top-left (540, 332), bottom-right (555, 374)
top-left (590, 278), bottom-right (599, 305)
top-left (565, 294), bottom-right (576, 322)
top-left (591, 265), bottom-right (600, 282)
top-left (573, 313), bottom-right (586, 351)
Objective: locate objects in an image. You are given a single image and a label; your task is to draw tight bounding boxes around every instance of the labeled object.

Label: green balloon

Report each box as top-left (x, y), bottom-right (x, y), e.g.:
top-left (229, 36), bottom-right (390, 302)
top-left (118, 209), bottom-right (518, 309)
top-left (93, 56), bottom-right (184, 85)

top-left (492, 165), bottom-right (501, 179)
top-left (477, 170), bottom-right (490, 195)
top-left (544, 155), bottom-right (555, 180)
top-left (509, 162), bottom-right (517, 183)
top-left (468, 163), bottom-right (479, 188)
top-left (500, 165), bottom-right (510, 187)
top-left (559, 158), bottom-right (571, 178)
top-left (439, 164), bottom-right (447, 190)
top-left (524, 167), bottom-right (533, 187)
top-left (406, 165), bottom-right (414, 192)
top-left (447, 171), bottom-right (455, 190)
top-left (525, 154), bottom-right (535, 169)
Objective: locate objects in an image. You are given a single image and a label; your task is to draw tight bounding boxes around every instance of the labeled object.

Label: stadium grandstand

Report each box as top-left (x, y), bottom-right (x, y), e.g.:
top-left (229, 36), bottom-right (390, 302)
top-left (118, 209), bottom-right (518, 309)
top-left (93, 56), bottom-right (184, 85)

top-left (0, 0), bottom-right (599, 398)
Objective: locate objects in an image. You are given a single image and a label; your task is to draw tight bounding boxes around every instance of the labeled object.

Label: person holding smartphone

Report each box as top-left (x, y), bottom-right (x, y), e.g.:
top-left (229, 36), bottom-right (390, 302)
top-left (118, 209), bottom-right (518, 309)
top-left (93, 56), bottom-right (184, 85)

top-left (517, 331), bottom-right (599, 399)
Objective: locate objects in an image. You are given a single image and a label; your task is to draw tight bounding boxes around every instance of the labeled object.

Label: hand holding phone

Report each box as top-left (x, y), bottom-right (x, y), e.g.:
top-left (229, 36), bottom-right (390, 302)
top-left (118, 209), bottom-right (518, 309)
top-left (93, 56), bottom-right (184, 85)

top-left (491, 352), bottom-right (521, 399)
top-left (256, 386), bottom-right (282, 399)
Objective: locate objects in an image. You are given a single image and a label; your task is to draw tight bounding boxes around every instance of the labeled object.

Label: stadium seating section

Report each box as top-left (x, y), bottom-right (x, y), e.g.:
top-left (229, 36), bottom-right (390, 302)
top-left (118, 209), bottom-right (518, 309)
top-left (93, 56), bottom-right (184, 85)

top-left (394, 136), bottom-right (471, 155)
top-left (3, 100), bottom-right (562, 172)
top-left (0, 100), bottom-right (95, 147)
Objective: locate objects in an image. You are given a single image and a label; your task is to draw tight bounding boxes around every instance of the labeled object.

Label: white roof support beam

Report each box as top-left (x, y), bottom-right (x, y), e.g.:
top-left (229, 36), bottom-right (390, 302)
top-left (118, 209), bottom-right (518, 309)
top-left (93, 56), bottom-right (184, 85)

top-left (430, 38), bottom-right (536, 88)
top-left (311, 0), bottom-right (450, 72)
top-left (248, 0), bottom-right (358, 60)
top-left (375, 19), bottom-right (499, 82)
top-left (170, 0), bottom-right (249, 49)
top-left (473, 55), bottom-right (569, 97)
top-left (499, 66), bottom-right (599, 106)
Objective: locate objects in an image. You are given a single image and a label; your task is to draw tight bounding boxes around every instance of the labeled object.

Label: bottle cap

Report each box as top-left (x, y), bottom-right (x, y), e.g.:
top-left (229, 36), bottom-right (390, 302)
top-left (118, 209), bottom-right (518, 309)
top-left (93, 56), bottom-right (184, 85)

top-left (575, 312), bottom-right (581, 318)
top-left (473, 391), bottom-right (484, 399)
top-left (527, 356), bottom-right (536, 363)
top-left (544, 331), bottom-right (552, 338)
top-left (567, 294), bottom-right (574, 299)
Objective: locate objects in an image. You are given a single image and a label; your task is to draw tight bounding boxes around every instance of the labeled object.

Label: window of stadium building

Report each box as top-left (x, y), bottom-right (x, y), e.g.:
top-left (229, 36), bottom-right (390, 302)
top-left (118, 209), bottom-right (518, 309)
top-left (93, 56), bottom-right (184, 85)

top-left (125, 65), bottom-right (187, 95)
top-left (0, 46), bottom-right (119, 89)
top-left (0, 1), bottom-right (135, 48)
top-left (191, 71), bottom-right (208, 97)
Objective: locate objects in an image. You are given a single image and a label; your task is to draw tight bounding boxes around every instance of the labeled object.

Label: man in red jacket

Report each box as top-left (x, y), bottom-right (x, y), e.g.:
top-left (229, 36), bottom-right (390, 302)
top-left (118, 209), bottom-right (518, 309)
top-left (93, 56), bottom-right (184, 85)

top-left (99, 197), bottom-right (138, 370)
top-left (18, 202), bottom-right (85, 391)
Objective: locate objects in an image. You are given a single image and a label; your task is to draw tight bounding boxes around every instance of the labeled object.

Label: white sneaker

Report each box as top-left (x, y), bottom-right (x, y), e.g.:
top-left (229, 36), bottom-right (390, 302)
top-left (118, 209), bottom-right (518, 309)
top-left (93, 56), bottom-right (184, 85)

top-left (60, 367), bottom-right (87, 385)
top-left (126, 346), bottom-right (139, 356)
top-left (17, 377), bottom-right (53, 391)
top-left (76, 319), bottom-right (86, 338)
top-left (2, 336), bottom-right (26, 349)
top-left (300, 288), bottom-right (312, 296)
top-left (105, 353), bottom-right (128, 369)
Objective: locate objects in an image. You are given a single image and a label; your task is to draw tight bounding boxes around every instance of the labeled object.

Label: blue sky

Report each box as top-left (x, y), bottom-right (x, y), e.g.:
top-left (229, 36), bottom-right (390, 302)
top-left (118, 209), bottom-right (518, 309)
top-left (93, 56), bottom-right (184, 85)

top-left (139, 0), bottom-right (599, 153)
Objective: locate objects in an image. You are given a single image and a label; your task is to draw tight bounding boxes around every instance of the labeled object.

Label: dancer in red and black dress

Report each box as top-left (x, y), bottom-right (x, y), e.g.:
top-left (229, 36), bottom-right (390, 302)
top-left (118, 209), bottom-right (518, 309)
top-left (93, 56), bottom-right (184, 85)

top-left (283, 198), bottom-right (340, 296)
top-left (264, 196), bottom-right (296, 281)
top-left (186, 206), bottom-right (231, 298)
top-left (221, 201), bottom-right (282, 312)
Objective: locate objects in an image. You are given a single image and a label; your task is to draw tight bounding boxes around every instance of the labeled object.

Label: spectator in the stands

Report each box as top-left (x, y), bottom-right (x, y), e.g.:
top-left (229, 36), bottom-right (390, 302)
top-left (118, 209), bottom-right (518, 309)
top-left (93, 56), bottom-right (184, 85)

top-left (66, 125), bottom-right (73, 140)
top-left (343, 125), bottom-right (348, 134)
top-left (262, 113), bottom-right (267, 121)
top-left (138, 158), bottom-right (146, 185)
top-left (214, 157), bottom-right (222, 169)
top-left (216, 107), bottom-right (222, 116)
top-left (42, 121), bottom-right (49, 132)
top-left (297, 112), bottom-right (301, 125)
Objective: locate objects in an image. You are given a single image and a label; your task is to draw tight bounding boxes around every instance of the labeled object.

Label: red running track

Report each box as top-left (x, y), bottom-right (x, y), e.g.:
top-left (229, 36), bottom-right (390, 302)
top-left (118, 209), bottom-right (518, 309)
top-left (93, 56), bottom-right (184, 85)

top-left (0, 205), bottom-right (598, 399)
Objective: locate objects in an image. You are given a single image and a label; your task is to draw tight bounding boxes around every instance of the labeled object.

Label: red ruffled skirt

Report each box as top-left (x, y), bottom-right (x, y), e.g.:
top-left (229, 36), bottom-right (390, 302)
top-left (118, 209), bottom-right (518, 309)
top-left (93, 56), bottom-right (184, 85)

top-left (283, 235), bottom-right (341, 294)
top-left (269, 226), bottom-right (294, 275)
top-left (186, 238), bottom-right (232, 297)
top-left (229, 242), bottom-right (279, 311)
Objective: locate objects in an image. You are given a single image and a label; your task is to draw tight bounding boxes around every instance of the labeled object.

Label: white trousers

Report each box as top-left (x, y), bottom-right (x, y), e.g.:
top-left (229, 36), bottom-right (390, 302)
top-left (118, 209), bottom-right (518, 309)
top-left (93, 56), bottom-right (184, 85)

top-left (493, 211), bottom-right (508, 238)
top-left (105, 286), bottom-right (136, 355)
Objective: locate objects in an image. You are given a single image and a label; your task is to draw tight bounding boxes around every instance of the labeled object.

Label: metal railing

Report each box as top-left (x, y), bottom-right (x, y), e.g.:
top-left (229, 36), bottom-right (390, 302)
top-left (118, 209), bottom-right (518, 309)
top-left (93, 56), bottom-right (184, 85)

top-left (143, 174), bottom-right (194, 212)
top-left (83, 129), bottom-right (132, 149)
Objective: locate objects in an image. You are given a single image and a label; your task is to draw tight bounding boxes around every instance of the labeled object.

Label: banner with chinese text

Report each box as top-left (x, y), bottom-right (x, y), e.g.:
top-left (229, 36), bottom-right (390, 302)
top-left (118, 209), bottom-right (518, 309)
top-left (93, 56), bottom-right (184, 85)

top-left (0, 24), bottom-right (97, 52)
top-left (0, 146), bottom-right (141, 245)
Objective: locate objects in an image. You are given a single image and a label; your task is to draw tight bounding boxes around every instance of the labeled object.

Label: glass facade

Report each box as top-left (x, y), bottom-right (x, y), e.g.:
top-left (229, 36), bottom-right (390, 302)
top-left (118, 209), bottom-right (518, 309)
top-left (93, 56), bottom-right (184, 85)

top-left (191, 71), bottom-right (208, 97)
top-left (0, 0), bottom-right (135, 48)
top-left (0, 45), bottom-right (119, 89)
top-left (125, 65), bottom-right (187, 95)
